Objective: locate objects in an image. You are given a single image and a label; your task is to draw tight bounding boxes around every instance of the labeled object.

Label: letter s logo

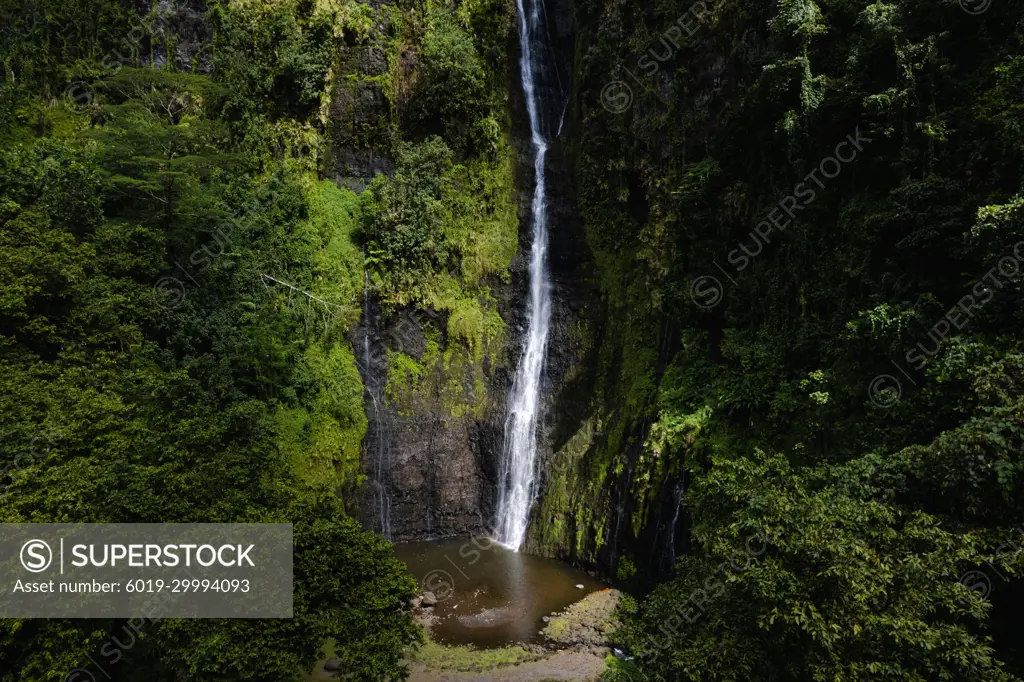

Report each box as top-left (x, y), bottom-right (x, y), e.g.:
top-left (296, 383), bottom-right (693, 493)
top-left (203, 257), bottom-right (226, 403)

top-left (21, 539), bottom-right (52, 573)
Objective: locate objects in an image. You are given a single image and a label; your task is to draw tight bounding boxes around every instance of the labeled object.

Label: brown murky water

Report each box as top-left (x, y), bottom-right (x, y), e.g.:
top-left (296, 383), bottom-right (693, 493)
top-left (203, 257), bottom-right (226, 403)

top-left (395, 538), bottom-right (604, 648)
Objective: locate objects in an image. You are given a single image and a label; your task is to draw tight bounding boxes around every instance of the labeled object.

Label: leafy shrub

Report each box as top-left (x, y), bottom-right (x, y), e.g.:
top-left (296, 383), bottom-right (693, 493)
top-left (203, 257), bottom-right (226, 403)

top-left (362, 136), bottom-right (457, 303)
top-left (404, 8), bottom-right (488, 151)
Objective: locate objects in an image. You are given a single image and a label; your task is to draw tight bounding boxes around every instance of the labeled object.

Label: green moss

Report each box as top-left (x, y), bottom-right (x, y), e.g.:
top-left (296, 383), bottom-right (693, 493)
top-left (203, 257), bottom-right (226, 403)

top-left (349, 0), bottom-right (517, 425)
top-left (448, 142), bottom-right (519, 284)
top-left (306, 179), bottom-right (364, 320)
top-left (616, 555), bottom-right (637, 581)
top-left (266, 177), bottom-right (367, 495)
top-left (409, 640), bottom-right (538, 672)
top-left (440, 344), bottom-right (480, 418)
top-left (275, 342), bottom-right (368, 492)
top-left (530, 412), bottom-right (620, 563)
top-left (532, 417), bottom-right (599, 557)
top-left (305, 343), bottom-right (369, 487)
top-left (447, 299), bottom-right (485, 349)
top-left (544, 616), bottom-right (569, 639)
top-left (385, 338), bottom-right (437, 416)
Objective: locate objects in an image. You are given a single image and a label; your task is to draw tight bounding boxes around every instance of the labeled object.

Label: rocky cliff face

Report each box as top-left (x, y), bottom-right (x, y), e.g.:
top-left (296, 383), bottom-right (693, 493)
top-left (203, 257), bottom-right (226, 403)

top-left (354, 296), bottom-right (506, 541)
top-left (495, 0), bottom-right (672, 582)
top-left (340, 0), bottom-right (608, 546)
top-left (332, 1), bottom-right (515, 542)
top-left (137, 0), bottom-right (213, 74)
top-left (137, 0), bottom-right (515, 545)
top-left (138, 0), bottom-right (671, 571)
top-left (520, 0), bottom-right (689, 584)
top-left (328, 21), bottom-right (394, 193)
top-left (131, 0), bottom-right (671, 572)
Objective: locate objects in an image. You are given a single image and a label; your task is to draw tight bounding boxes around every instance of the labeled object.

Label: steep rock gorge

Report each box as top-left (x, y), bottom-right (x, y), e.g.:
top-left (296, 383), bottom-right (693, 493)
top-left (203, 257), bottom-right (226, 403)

top-left (336, 0), bottom-right (594, 544)
top-left (6, 0), bottom-right (1024, 676)
top-left (527, 0), bottom-right (1024, 595)
top-left (525, 0), bottom-right (1024, 677)
top-left (332, 0), bottom-right (523, 542)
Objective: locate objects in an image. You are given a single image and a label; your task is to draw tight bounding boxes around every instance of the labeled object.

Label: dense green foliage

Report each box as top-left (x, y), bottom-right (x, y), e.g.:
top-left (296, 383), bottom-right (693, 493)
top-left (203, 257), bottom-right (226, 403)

top-left (404, 7), bottom-right (489, 151)
top-left (394, 0), bottom-right (512, 155)
top-left (354, 0), bottom-right (519, 417)
top-left (11, 0), bottom-right (1024, 679)
top-left (0, 0), bottom-right (424, 679)
top-left (0, 0), bottom-right (523, 675)
top-left (362, 136), bottom-right (460, 299)
top-left (547, 0), bottom-right (1024, 679)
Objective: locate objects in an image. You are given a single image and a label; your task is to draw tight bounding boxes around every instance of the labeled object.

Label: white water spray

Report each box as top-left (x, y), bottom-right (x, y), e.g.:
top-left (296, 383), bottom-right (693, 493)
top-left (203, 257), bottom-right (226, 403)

top-left (495, 0), bottom-right (554, 551)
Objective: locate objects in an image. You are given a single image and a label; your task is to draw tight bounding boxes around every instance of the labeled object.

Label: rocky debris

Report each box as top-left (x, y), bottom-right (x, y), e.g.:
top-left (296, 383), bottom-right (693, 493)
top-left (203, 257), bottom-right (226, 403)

top-left (541, 588), bottom-right (622, 650)
top-left (421, 591), bottom-right (438, 607)
top-left (323, 658), bottom-right (342, 671)
top-left (413, 606), bottom-right (438, 630)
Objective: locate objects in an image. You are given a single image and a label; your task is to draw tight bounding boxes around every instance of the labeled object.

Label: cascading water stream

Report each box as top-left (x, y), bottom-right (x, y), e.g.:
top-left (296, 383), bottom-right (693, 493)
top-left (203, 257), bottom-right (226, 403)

top-left (668, 482), bottom-right (684, 566)
top-left (362, 266), bottom-right (392, 541)
top-left (495, 0), bottom-right (555, 551)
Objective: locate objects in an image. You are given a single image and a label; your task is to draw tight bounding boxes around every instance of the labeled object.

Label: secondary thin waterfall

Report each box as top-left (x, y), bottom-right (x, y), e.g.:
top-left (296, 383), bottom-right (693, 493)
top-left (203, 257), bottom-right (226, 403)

top-left (495, 0), bottom-right (553, 551)
top-left (362, 266), bottom-right (392, 541)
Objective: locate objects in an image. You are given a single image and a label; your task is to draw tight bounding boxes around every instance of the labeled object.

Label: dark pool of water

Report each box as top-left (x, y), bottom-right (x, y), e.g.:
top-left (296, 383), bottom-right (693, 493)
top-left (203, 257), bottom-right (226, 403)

top-left (395, 538), bottom-right (605, 648)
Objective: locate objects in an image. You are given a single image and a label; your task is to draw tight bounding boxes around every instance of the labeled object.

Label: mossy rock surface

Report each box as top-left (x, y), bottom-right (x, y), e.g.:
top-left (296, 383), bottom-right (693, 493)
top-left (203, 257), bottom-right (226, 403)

top-left (541, 589), bottom-right (622, 648)
top-left (409, 639), bottom-right (542, 672)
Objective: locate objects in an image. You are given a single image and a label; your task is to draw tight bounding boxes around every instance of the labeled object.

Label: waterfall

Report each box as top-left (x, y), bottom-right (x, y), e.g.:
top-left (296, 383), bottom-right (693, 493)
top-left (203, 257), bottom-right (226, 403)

top-left (495, 0), bottom-right (554, 551)
top-left (362, 267), bottom-right (392, 541)
top-left (668, 482), bottom-right (684, 567)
